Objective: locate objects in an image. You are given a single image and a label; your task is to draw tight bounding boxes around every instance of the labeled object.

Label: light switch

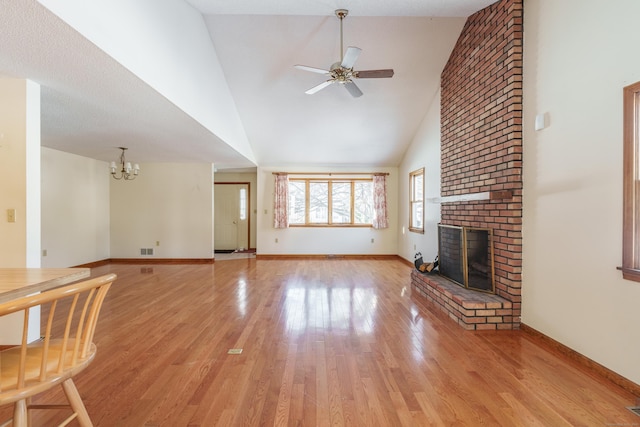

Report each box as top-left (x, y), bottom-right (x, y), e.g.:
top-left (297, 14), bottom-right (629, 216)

top-left (535, 112), bottom-right (548, 131)
top-left (7, 209), bottom-right (16, 223)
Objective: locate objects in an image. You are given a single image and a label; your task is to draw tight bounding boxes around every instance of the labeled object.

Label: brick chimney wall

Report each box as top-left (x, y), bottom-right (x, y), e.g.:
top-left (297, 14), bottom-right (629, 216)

top-left (440, 0), bottom-right (523, 321)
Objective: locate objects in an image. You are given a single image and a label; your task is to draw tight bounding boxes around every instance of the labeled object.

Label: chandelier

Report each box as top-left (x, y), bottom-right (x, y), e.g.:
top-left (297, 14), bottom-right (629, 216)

top-left (110, 147), bottom-right (140, 181)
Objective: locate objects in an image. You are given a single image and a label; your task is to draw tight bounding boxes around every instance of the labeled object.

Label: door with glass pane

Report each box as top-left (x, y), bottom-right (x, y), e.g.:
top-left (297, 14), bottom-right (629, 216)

top-left (214, 183), bottom-right (249, 251)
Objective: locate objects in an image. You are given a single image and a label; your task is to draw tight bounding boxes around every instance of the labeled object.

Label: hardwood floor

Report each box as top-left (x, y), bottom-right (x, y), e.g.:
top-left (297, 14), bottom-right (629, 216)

top-left (1, 259), bottom-right (638, 426)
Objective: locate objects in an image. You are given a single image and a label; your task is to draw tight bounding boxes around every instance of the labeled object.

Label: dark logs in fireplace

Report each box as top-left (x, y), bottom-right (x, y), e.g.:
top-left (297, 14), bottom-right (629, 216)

top-left (437, 225), bottom-right (495, 293)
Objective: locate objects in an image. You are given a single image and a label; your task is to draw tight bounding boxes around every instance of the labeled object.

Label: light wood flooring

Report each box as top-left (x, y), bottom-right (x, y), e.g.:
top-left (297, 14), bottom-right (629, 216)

top-left (1, 259), bottom-right (638, 426)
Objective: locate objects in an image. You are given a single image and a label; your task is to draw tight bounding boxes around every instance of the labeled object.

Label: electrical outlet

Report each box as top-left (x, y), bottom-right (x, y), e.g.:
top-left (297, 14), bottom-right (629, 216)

top-left (42, 249), bottom-right (47, 257)
top-left (156, 241), bottom-right (160, 246)
top-left (371, 238), bottom-right (375, 243)
top-left (7, 209), bottom-right (16, 223)
top-left (275, 238), bottom-right (278, 243)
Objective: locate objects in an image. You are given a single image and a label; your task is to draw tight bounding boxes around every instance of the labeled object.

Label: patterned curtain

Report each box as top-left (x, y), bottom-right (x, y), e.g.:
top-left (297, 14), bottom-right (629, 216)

top-left (372, 174), bottom-right (389, 229)
top-left (273, 173), bottom-right (289, 229)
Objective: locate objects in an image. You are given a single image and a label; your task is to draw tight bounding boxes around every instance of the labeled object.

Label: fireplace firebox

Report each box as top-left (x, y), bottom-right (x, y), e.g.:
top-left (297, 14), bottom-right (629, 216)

top-left (438, 225), bottom-right (495, 293)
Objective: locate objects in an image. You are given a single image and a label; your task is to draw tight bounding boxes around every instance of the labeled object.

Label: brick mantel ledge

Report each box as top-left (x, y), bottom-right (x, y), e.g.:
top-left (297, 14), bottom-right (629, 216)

top-left (411, 270), bottom-right (518, 330)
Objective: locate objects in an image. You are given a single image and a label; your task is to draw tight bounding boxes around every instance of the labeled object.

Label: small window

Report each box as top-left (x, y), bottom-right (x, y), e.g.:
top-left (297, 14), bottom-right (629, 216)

top-left (309, 181), bottom-right (329, 224)
top-left (239, 188), bottom-right (247, 220)
top-left (288, 181), bottom-right (306, 224)
top-left (331, 181), bottom-right (351, 224)
top-left (622, 81), bottom-right (640, 281)
top-left (354, 181), bottom-right (373, 224)
top-left (409, 168), bottom-right (424, 233)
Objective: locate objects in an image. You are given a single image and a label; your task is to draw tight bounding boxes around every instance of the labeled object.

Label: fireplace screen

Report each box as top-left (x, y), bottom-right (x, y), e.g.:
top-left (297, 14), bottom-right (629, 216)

top-left (438, 225), bottom-right (495, 293)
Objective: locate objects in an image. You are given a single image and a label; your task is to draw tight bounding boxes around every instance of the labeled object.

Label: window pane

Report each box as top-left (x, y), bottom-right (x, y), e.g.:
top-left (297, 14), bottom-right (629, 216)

top-left (332, 182), bottom-right (351, 223)
top-left (409, 168), bottom-right (425, 232)
top-left (636, 92), bottom-right (640, 180)
top-left (309, 181), bottom-right (328, 223)
top-left (239, 188), bottom-right (247, 220)
top-left (288, 181), bottom-right (306, 224)
top-left (414, 174), bottom-right (423, 200)
top-left (411, 202), bottom-right (423, 229)
top-left (354, 181), bottom-right (373, 224)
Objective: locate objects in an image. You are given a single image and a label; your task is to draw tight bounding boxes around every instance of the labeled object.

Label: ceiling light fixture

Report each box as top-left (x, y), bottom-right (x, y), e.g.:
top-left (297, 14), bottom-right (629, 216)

top-left (110, 147), bottom-right (140, 181)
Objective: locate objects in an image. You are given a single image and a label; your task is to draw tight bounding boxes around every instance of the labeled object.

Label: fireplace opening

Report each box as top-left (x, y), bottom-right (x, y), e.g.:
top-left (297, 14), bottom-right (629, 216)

top-left (438, 225), bottom-right (495, 293)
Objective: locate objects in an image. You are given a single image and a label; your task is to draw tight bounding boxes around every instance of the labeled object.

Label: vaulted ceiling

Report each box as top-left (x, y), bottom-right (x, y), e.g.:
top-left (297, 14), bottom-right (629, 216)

top-left (0, 0), bottom-right (497, 170)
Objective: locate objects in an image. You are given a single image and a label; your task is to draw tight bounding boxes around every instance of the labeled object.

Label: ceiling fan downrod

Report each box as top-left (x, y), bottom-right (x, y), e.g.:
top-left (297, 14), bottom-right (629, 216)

top-left (336, 9), bottom-right (348, 62)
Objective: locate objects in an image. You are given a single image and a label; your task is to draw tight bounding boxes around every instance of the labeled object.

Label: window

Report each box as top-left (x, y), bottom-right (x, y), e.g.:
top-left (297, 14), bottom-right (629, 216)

top-left (239, 188), bottom-right (247, 220)
top-left (409, 168), bottom-right (424, 233)
top-left (288, 178), bottom-right (373, 226)
top-left (622, 81), bottom-right (640, 281)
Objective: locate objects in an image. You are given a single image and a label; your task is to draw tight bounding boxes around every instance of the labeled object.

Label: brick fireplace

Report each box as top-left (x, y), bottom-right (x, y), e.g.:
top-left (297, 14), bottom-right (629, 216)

top-left (411, 0), bottom-right (523, 330)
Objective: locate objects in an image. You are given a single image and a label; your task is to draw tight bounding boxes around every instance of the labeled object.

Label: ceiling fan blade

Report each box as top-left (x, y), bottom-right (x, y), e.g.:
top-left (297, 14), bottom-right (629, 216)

top-left (341, 46), bottom-right (362, 69)
top-left (355, 69), bottom-right (395, 79)
top-left (305, 80), bottom-right (334, 95)
top-left (344, 81), bottom-right (363, 98)
top-left (295, 65), bottom-right (331, 75)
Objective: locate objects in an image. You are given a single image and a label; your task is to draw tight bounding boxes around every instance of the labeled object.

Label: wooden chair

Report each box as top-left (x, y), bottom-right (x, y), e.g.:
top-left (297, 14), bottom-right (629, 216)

top-left (0, 273), bottom-right (117, 427)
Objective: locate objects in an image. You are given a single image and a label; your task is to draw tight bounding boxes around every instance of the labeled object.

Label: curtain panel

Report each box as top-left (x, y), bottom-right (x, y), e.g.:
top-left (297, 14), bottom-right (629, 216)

top-left (273, 173), bottom-right (289, 229)
top-left (372, 174), bottom-right (389, 229)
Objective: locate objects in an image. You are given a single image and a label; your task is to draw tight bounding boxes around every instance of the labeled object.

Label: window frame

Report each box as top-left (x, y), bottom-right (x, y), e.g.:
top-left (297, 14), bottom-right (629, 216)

top-left (409, 168), bottom-right (425, 234)
top-left (288, 178), bottom-right (373, 227)
top-left (622, 81), bottom-right (640, 281)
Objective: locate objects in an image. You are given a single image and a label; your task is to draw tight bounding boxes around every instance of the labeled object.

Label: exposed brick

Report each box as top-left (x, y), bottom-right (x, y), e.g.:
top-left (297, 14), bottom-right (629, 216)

top-left (475, 324), bottom-right (498, 331)
top-left (438, 0), bottom-right (522, 329)
top-left (476, 309), bottom-right (497, 316)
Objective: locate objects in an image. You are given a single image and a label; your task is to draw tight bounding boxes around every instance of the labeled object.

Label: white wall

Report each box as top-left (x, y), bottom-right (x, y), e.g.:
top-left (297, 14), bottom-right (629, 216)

top-left (523, 0), bottom-right (640, 385)
top-left (214, 171), bottom-right (258, 249)
top-left (398, 90), bottom-right (442, 265)
top-left (0, 79), bottom-right (40, 268)
top-left (0, 79), bottom-right (41, 342)
top-left (38, 0), bottom-right (255, 164)
top-left (256, 167), bottom-right (398, 255)
top-left (41, 148), bottom-right (110, 267)
top-left (110, 163), bottom-right (214, 259)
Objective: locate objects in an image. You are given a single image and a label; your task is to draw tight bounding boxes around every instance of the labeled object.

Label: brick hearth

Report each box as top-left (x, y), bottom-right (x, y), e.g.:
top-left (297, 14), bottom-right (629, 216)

top-left (411, 270), bottom-right (517, 330)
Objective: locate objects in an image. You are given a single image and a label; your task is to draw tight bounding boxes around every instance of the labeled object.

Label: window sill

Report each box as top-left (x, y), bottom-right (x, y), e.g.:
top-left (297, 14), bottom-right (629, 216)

top-left (619, 266), bottom-right (640, 282)
top-left (409, 227), bottom-right (425, 234)
top-left (289, 224), bottom-right (372, 228)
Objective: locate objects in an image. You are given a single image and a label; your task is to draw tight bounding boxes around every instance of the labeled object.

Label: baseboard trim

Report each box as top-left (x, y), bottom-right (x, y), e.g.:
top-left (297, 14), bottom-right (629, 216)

top-left (521, 323), bottom-right (640, 397)
top-left (398, 256), bottom-right (414, 268)
top-left (255, 254), bottom-right (402, 261)
top-left (72, 259), bottom-right (111, 269)
top-left (109, 258), bottom-right (214, 264)
top-left (75, 255), bottom-right (404, 266)
top-left (73, 254), bottom-right (404, 268)
top-left (73, 258), bottom-right (215, 267)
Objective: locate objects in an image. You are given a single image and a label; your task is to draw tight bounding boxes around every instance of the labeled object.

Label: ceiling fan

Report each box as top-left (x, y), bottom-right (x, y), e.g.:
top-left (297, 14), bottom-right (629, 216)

top-left (294, 9), bottom-right (394, 98)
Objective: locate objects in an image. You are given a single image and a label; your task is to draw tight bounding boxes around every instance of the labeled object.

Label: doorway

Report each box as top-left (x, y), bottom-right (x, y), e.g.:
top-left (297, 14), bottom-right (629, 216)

top-left (214, 183), bottom-right (250, 253)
